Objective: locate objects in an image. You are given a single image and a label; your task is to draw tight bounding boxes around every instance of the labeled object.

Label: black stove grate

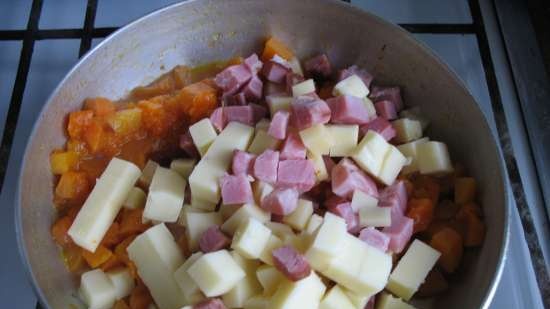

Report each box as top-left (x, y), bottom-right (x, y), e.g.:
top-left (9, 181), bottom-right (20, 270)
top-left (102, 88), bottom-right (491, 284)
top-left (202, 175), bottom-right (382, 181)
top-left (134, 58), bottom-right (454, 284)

top-left (0, 0), bottom-right (547, 308)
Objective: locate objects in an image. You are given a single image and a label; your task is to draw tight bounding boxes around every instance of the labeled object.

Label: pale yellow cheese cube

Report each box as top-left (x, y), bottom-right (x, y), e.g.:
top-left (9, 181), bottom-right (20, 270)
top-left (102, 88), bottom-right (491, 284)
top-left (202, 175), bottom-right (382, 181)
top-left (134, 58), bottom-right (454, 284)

top-left (387, 239), bottom-right (441, 301)
top-left (79, 269), bottom-right (116, 309)
top-left (223, 274), bottom-right (263, 308)
top-left (170, 158), bottom-right (196, 179)
top-left (259, 235), bottom-right (284, 265)
top-left (359, 206), bottom-right (392, 227)
top-left (377, 146), bottom-right (408, 185)
top-left (106, 268), bottom-right (135, 300)
top-left (283, 199), bottom-right (314, 231)
top-left (351, 130), bottom-right (391, 177)
top-left (363, 97), bottom-right (377, 119)
top-left (221, 203), bottom-right (271, 235)
top-left (307, 151), bottom-right (329, 182)
top-left (256, 265), bottom-right (285, 296)
top-left (191, 194), bottom-right (217, 211)
top-left (283, 233), bottom-right (309, 253)
top-left (333, 75), bottom-right (369, 98)
top-left (255, 118), bottom-right (271, 132)
top-left (305, 213), bottom-right (348, 271)
top-left (350, 190), bottom-right (378, 212)
top-left (123, 187), bottom-right (146, 209)
top-left (268, 96), bottom-right (293, 115)
top-left (320, 285), bottom-right (356, 309)
top-left (304, 214), bottom-right (324, 236)
top-left (187, 250), bottom-right (246, 297)
top-left (185, 212), bottom-right (223, 251)
top-left (230, 251), bottom-right (261, 275)
top-left (392, 118), bottom-right (422, 144)
top-left (328, 125), bottom-right (359, 157)
top-left (265, 221), bottom-right (295, 240)
top-left (189, 118), bottom-right (218, 156)
top-left (252, 181), bottom-right (274, 205)
top-left (416, 141), bottom-right (454, 175)
top-left (397, 137), bottom-right (429, 175)
top-left (219, 203), bottom-right (241, 220)
top-left (343, 287), bottom-right (373, 309)
top-left (292, 79), bottom-right (316, 97)
top-left (143, 167), bottom-right (186, 222)
top-left (300, 124), bottom-right (334, 155)
top-left (232, 218), bottom-right (272, 259)
top-left (288, 57), bottom-right (304, 75)
top-left (400, 106), bottom-right (430, 130)
top-left (176, 205), bottom-right (204, 227)
top-left (271, 271), bottom-right (326, 309)
top-left (139, 160), bottom-right (158, 188)
top-left (248, 130), bottom-right (281, 155)
top-left (244, 295), bottom-right (270, 309)
top-left (174, 252), bottom-right (205, 305)
top-left (376, 292), bottom-right (416, 309)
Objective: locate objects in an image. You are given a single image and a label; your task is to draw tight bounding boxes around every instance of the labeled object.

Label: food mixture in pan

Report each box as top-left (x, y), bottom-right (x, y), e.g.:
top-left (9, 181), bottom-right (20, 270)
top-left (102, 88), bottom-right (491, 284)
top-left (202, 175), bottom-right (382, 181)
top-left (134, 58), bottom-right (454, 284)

top-left (50, 37), bottom-right (486, 309)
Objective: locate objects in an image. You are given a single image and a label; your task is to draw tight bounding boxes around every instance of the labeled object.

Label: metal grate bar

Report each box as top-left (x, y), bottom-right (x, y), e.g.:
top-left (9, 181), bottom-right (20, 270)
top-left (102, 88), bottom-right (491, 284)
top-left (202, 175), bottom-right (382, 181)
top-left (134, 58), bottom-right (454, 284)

top-left (79, 0), bottom-right (98, 57)
top-left (399, 23), bottom-right (475, 33)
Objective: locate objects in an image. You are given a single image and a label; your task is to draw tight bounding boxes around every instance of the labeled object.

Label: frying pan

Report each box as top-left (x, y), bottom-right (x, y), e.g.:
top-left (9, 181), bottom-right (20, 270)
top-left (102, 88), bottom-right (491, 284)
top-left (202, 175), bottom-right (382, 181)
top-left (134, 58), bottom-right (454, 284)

top-left (15, 0), bottom-right (509, 308)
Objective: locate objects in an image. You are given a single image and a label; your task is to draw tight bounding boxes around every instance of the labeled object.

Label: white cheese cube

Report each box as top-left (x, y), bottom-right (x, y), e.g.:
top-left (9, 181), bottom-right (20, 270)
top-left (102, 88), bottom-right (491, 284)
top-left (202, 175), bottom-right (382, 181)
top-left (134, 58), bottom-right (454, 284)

top-left (333, 75), bottom-right (369, 98)
top-left (252, 181), bottom-right (274, 205)
top-left (232, 218), bottom-right (272, 259)
top-left (283, 199), bottom-right (314, 231)
top-left (170, 158), bottom-right (196, 179)
top-left (176, 205), bottom-right (205, 227)
top-left (244, 295), bottom-right (270, 309)
top-left (292, 79), bottom-right (316, 97)
top-left (320, 285), bottom-right (356, 309)
top-left (69, 158), bottom-right (141, 252)
top-left (230, 250), bottom-right (261, 275)
top-left (265, 221), bottom-right (295, 240)
top-left (392, 118), bottom-right (422, 144)
top-left (174, 252), bottom-right (205, 305)
top-left (127, 224), bottom-right (186, 309)
top-left (307, 151), bottom-right (329, 182)
top-left (300, 124), bottom-right (334, 155)
top-left (400, 106), bottom-right (430, 130)
top-left (106, 268), bottom-right (135, 300)
top-left (351, 130), bottom-right (391, 177)
top-left (305, 213), bottom-right (348, 271)
top-left (387, 239), bottom-right (441, 300)
top-left (256, 265), bottom-right (285, 296)
top-left (359, 206), bottom-right (391, 227)
top-left (189, 122), bottom-right (255, 204)
top-left (288, 57), bottom-right (304, 75)
top-left (377, 146), bottom-right (408, 185)
top-left (271, 271), bottom-right (326, 309)
top-left (191, 194), bottom-right (217, 211)
top-left (255, 118), bottom-right (271, 132)
top-left (259, 235), bottom-right (284, 265)
top-left (283, 233), bottom-right (309, 253)
top-left (304, 214), bottom-right (324, 236)
top-left (248, 130), bottom-right (281, 155)
top-left (139, 160), bottom-right (159, 188)
top-left (123, 187), bottom-right (146, 209)
top-left (397, 137), bottom-right (429, 174)
top-left (219, 203), bottom-right (241, 220)
top-left (327, 125), bottom-right (359, 157)
top-left (79, 269), bottom-right (116, 309)
top-left (416, 141), bottom-right (454, 175)
top-left (377, 292), bottom-right (416, 309)
top-left (221, 203), bottom-right (270, 235)
top-left (343, 288), bottom-right (372, 309)
top-left (187, 250), bottom-right (246, 297)
top-left (189, 118), bottom-right (218, 156)
top-left (350, 190), bottom-right (378, 212)
top-left (363, 97), bottom-right (377, 118)
top-left (143, 167), bottom-right (186, 222)
top-left (223, 274), bottom-right (262, 308)
top-left (268, 96), bottom-right (293, 115)
top-left (185, 211), bottom-right (223, 251)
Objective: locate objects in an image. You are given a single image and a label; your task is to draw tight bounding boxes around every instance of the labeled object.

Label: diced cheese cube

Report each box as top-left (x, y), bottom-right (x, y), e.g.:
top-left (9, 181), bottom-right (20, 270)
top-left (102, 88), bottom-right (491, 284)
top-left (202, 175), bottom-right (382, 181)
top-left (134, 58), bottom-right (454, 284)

top-left (333, 75), bottom-right (369, 98)
top-left (185, 211), bottom-right (223, 251)
top-left (400, 106), bottom-right (430, 130)
top-left (69, 158), bottom-right (141, 252)
top-left (351, 130), bottom-right (391, 177)
top-left (392, 118), bottom-right (422, 144)
top-left (223, 274), bottom-right (263, 308)
top-left (304, 214), bottom-right (324, 236)
top-left (256, 265), bottom-right (285, 296)
top-left (189, 118), bottom-right (218, 156)
top-left (359, 206), bottom-right (391, 227)
top-left (305, 213), bottom-right (348, 271)
top-left (363, 97), bottom-right (377, 119)
top-left (416, 141), bottom-right (454, 175)
top-left (283, 233), bottom-right (309, 253)
top-left (268, 96), bottom-right (293, 115)
top-left (222, 203), bottom-right (271, 235)
top-left (256, 118), bottom-right (271, 132)
top-left (292, 79), bottom-right (316, 97)
top-left (252, 181), bottom-right (274, 205)
top-left (79, 269), bottom-right (116, 309)
top-left (397, 137), bottom-right (429, 174)
top-left (123, 187), bottom-right (146, 209)
top-left (187, 250), bottom-right (246, 297)
top-left (248, 130), bottom-right (281, 155)
top-left (106, 268), bottom-right (135, 300)
top-left (350, 190), bottom-right (378, 212)
top-left (191, 194), bottom-right (217, 211)
top-left (265, 222), bottom-right (295, 240)
top-left (232, 218), bottom-right (272, 259)
top-left (319, 285), bottom-right (356, 309)
top-left (219, 203), bottom-right (241, 220)
top-left (127, 224), bottom-right (186, 309)
top-left (377, 145), bottom-right (407, 185)
top-left (283, 199), bottom-right (314, 231)
top-left (230, 250), bottom-right (261, 274)
top-left (327, 125), bottom-right (359, 157)
top-left (244, 295), bottom-right (270, 309)
top-left (259, 235), bottom-right (284, 265)
top-left (139, 160), bottom-right (158, 188)
top-left (300, 124), bottom-right (334, 155)
top-left (143, 167), bottom-right (186, 222)
top-left (307, 151), bottom-right (329, 182)
top-left (170, 158), bottom-right (196, 179)
top-left (176, 205), bottom-right (204, 227)
top-left (189, 122), bottom-right (255, 204)
top-left (288, 57), bottom-right (304, 75)
top-left (377, 292), bottom-right (416, 309)
top-left (343, 288), bottom-right (372, 309)
top-left (271, 271), bottom-right (326, 309)
top-left (174, 252), bottom-right (205, 305)
top-left (387, 239), bottom-right (441, 300)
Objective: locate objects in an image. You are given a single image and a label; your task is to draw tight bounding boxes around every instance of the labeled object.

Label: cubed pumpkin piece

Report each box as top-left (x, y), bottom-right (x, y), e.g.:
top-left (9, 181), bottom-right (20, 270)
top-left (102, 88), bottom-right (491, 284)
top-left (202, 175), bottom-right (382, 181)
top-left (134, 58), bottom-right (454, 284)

top-left (456, 207), bottom-right (485, 247)
top-left (55, 171), bottom-right (90, 200)
top-left (50, 150), bottom-right (79, 174)
top-left (107, 108), bottom-right (143, 135)
top-left (429, 227), bottom-right (463, 273)
top-left (82, 245), bottom-right (113, 268)
top-left (51, 216), bottom-right (74, 246)
top-left (67, 110), bottom-right (94, 139)
top-left (177, 81), bottom-right (218, 122)
top-left (84, 97), bottom-right (116, 117)
top-left (454, 177), bottom-right (476, 204)
top-left (406, 198), bottom-right (435, 233)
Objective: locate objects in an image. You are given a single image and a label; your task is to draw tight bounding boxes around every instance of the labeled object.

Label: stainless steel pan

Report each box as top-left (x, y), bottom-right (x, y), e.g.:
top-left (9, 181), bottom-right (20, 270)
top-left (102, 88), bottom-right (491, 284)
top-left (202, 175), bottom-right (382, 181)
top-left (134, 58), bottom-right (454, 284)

top-left (16, 0), bottom-right (509, 308)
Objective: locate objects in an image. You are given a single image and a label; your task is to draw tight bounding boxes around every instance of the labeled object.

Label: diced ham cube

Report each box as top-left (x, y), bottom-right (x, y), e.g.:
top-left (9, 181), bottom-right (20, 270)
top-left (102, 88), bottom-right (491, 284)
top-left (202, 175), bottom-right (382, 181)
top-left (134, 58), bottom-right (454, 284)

top-left (327, 95), bottom-right (371, 124)
top-left (375, 100), bottom-right (397, 120)
top-left (268, 110), bottom-right (290, 140)
top-left (194, 298), bottom-right (227, 309)
top-left (261, 188), bottom-right (299, 215)
top-left (220, 173), bottom-right (254, 205)
top-left (331, 158), bottom-right (379, 199)
top-left (242, 75), bottom-right (263, 102)
top-left (277, 159), bottom-right (316, 193)
top-left (199, 226), bottom-right (231, 253)
top-left (365, 297), bottom-right (375, 309)
top-left (272, 245), bottom-right (312, 281)
top-left (243, 53), bottom-right (263, 74)
top-left (370, 86), bottom-right (404, 111)
top-left (280, 132), bottom-right (307, 160)
top-left (264, 82), bottom-right (288, 96)
top-left (232, 150), bottom-right (256, 175)
top-left (210, 108), bottom-right (226, 132)
top-left (286, 72), bottom-right (305, 93)
top-left (253, 150), bottom-right (280, 184)
top-left (322, 156), bottom-right (336, 175)
top-left (359, 117), bottom-right (396, 141)
top-left (179, 131), bottom-right (200, 158)
top-left (337, 65), bottom-right (374, 88)
top-left (382, 215), bottom-right (413, 253)
top-left (271, 214), bottom-right (285, 223)
top-left (261, 61), bottom-right (290, 84)
top-left (214, 64), bottom-right (252, 95)
top-left (359, 227), bottom-right (390, 252)
top-left (379, 180), bottom-right (408, 221)
top-left (304, 54), bottom-right (332, 79)
top-left (290, 96), bottom-right (331, 130)
top-left (250, 103), bottom-right (268, 122)
top-left (226, 92), bottom-right (247, 106)
top-left (209, 105), bottom-right (267, 131)
top-left (326, 200), bottom-right (360, 233)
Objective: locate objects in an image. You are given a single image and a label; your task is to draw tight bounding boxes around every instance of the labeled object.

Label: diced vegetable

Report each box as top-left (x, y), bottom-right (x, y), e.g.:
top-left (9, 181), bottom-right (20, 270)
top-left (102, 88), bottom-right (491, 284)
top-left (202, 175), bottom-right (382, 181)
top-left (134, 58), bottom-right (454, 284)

top-left (84, 97), bottom-right (116, 117)
top-left (51, 216), bottom-right (74, 246)
top-left (107, 108), bottom-right (143, 135)
top-left (55, 171), bottom-right (90, 200)
top-left (406, 198), bottom-right (435, 233)
top-left (50, 150), bottom-right (78, 175)
top-left (430, 227), bottom-right (463, 273)
top-left (454, 177), bottom-right (476, 204)
top-left (262, 37), bottom-right (294, 62)
top-left (68, 110), bottom-right (94, 139)
top-left (82, 245), bottom-right (113, 268)
top-left (177, 81), bottom-right (218, 122)
top-left (456, 205), bottom-right (485, 247)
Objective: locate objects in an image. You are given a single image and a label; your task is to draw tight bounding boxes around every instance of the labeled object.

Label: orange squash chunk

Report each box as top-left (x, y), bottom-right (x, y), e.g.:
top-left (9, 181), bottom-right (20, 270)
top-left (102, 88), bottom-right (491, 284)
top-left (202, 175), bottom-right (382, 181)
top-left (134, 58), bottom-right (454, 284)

top-left (83, 119), bottom-right (106, 153)
top-left (261, 37), bottom-right (294, 61)
top-left (51, 216), bottom-right (74, 246)
top-left (82, 245), bottom-right (113, 268)
top-left (101, 222), bottom-right (121, 248)
top-left (129, 283), bottom-right (153, 309)
top-left (172, 65), bottom-right (192, 89)
top-left (50, 150), bottom-right (78, 175)
top-left (107, 108), bottom-right (143, 135)
top-left (62, 243), bottom-right (85, 273)
top-left (456, 207), bottom-right (485, 247)
top-left (413, 176), bottom-right (441, 205)
top-left (417, 269), bottom-right (449, 297)
top-left (138, 98), bottom-right (169, 136)
top-left (406, 198), bottom-right (435, 233)
top-left (176, 81), bottom-right (218, 122)
top-left (131, 73), bottom-right (176, 100)
top-left (430, 227), bottom-right (463, 273)
top-left (55, 171), bottom-right (90, 200)
top-left (100, 254), bottom-right (123, 272)
top-left (84, 97), bottom-right (116, 117)
top-left (67, 110), bottom-right (94, 139)
top-left (454, 177), bottom-right (476, 204)
top-left (119, 209), bottom-right (150, 238)
top-left (113, 299), bottom-right (130, 309)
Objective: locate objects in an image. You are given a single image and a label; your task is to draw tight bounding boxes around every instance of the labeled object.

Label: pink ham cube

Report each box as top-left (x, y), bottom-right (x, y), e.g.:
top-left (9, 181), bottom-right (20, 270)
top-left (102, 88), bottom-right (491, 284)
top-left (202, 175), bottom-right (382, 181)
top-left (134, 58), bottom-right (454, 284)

top-left (375, 100), bottom-right (398, 120)
top-left (209, 105), bottom-right (267, 131)
top-left (194, 298), bottom-right (227, 309)
top-left (337, 65), bottom-right (373, 88)
top-left (199, 226), bottom-right (231, 253)
top-left (277, 159), bottom-right (316, 193)
top-left (280, 132), bottom-right (307, 160)
top-left (327, 95), bottom-right (371, 124)
top-left (220, 173), bottom-right (254, 205)
top-left (272, 246), bottom-right (312, 281)
top-left (304, 54), bottom-right (332, 79)
top-left (210, 108), bottom-right (226, 132)
top-left (261, 61), bottom-right (290, 84)
top-left (379, 180), bottom-right (408, 221)
top-left (365, 297), bottom-right (375, 309)
top-left (382, 215), bottom-right (413, 253)
top-left (214, 64), bottom-right (252, 95)
top-left (359, 117), bottom-right (396, 141)
top-left (179, 132), bottom-right (200, 158)
top-left (253, 150), bottom-right (279, 184)
top-left (268, 110), bottom-right (290, 140)
top-left (261, 188), bottom-right (299, 215)
top-left (322, 156), bottom-right (336, 175)
top-left (242, 75), bottom-right (263, 102)
top-left (359, 227), bottom-right (390, 252)
top-left (331, 158), bottom-right (379, 199)
top-left (264, 82), bottom-right (288, 96)
top-left (232, 150), bottom-right (256, 175)
top-left (286, 72), bottom-right (305, 93)
top-left (370, 86), bottom-right (404, 112)
top-left (226, 92), bottom-right (247, 106)
top-left (326, 200), bottom-right (359, 233)
top-left (243, 53), bottom-right (263, 74)
top-left (290, 96), bottom-right (331, 130)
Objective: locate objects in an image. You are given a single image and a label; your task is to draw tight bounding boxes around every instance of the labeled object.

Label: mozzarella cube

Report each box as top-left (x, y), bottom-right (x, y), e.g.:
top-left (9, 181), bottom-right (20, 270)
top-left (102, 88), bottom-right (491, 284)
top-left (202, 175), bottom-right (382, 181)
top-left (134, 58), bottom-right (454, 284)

top-left (123, 187), bottom-right (146, 209)
top-left (170, 158), bottom-right (196, 179)
top-left (189, 118), bottom-right (218, 156)
top-left (350, 190), bottom-right (378, 212)
top-left (305, 213), bottom-right (348, 271)
top-left (248, 130), bottom-right (281, 155)
top-left (304, 214), bottom-right (324, 236)
top-left (300, 124), bottom-right (334, 155)
top-left (397, 137), bottom-right (429, 174)
top-left (271, 272), bottom-right (326, 309)
top-left (343, 288), bottom-right (372, 309)
top-left (222, 203), bottom-right (271, 235)
top-left (268, 96), bottom-right (293, 115)
top-left (307, 151), bottom-right (329, 182)
top-left (252, 181), bottom-right (274, 205)
top-left (176, 205), bottom-right (204, 227)
top-left (359, 206), bottom-right (391, 227)
top-left (327, 125), bottom-right (359, 157)
top-left (256, 118), bottom-right (271, 132)
top-left (187, 250), bottom-right (246, 297)
top-left (320, 285), bottom-right (356, 309)
top-left (283, 199), bottom-right (314, 231)
top-left (143, 167), bottom-right (186, 222)
top-left (377, 145), bottom-right (408, 185)
top-left (174, 252), bottom-right (205, 305)
top-left (79, 269), bottom-right (116, 309)
top-left (377, 292), bottom-right (416, 309)
top-left (232, 218), bottom-right (272, 259)
top-left (223, 274), bottom-right (263, 308)
top-left (333, 75), bottom-right (369, 98)
top-left (363, 97), bottom-right (377, 118)
top-left (265, 222), bottom-right (295, 240)
top-left (231, 250), bottom-right (261, 274)
top-left (185, 211), bottom-right (223, 250)
top-left (351, 130), bottom-right (391, 177)
top-left (400, 106), bottom-right (430, 130)
top-left (292, 79), bottom-right (316, 97)
top-left (259, 235), bottom-right (284, 265)
top-left (139, 160), bottom-right (159, 188)
top-left (288, 57), bottom-right (304, 75)
top-left (416, 141), bottom-right (454, 175)
top-left (106, 268), bottom-right (135, 300)
top-left (244, 295), bottom-right (270, 309)
top-left (256, 265), bottom-right (285, 296)
top-left (387, 239), bottom-right (441, 300)
top-left (190, 194), bottom-right (217, 211)
top-left (219, 203), bottom-right (241, 220)
top-left (392, 118), bottom-right (422, 144)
